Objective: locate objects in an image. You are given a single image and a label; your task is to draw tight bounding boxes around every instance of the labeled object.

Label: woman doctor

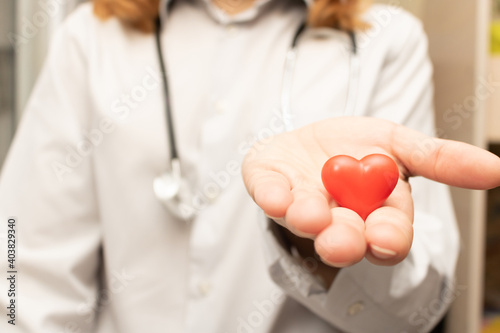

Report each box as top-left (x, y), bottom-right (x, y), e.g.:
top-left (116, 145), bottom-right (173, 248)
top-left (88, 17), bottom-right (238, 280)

top-left (1, 0), bottom-right (500, 332)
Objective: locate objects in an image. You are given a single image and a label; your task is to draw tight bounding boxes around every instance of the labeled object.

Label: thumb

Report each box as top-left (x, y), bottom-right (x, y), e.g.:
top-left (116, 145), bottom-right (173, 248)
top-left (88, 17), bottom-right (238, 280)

top-left (392, 124), bottom-right (500, 189)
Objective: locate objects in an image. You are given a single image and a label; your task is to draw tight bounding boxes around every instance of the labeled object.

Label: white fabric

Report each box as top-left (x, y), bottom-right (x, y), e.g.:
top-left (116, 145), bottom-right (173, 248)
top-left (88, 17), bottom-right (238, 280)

top-left (13, 0), bottom-right (85, 117)
top-left (0, 0), bottom-right (459, 332)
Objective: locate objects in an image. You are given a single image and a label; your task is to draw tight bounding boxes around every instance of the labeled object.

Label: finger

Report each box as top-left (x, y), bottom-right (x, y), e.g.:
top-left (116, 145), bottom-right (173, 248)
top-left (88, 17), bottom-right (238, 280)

top-left (246, 170), bottom-right (293, 218)
top-left (382, 179), bottom-right (414, 218)
top-left (393, 124), bottom-right (500, 189)
top-left (285, 186), bottom-right (332, 236)
top-left (364, 180), bottom-right (414, 266)
top-left (314, 207), bottom-right (366, 267)
top-left (364, 206), bottom-right (414, 266)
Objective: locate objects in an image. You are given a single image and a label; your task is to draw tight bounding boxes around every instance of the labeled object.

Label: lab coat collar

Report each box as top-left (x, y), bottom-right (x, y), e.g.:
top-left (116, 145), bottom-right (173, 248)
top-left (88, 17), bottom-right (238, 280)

top-left (159, 0), bottom-right (311, 24)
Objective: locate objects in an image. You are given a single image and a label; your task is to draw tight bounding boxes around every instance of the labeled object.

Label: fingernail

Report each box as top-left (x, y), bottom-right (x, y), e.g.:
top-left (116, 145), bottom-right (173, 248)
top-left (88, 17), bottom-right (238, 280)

top-left (371, 245), bottom-right (397, 260)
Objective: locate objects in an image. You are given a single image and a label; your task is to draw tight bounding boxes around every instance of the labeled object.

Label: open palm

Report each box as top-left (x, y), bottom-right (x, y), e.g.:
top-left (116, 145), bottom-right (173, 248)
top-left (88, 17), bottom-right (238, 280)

top-left (242, 117), bottom-right (500, 267)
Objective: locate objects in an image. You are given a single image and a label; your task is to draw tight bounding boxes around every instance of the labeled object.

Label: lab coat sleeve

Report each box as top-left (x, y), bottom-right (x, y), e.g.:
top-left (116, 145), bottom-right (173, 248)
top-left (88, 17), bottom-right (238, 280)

top-left (0, 8), bottom-right (101, 332)
top-left (263, 8), bottom-right (460, 333)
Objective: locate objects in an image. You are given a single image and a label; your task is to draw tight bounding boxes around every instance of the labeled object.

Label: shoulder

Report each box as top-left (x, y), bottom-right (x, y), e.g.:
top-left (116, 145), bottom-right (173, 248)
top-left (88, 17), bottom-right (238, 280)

top-left (363, 4), bottom-right (424, 30)
top-left (54, 2), bottom-right (148, 56)
top-left (359, 4), bottom-right (428, 57)
top-left (64, 2), bottom-right (96, 26)
top-left (58, 3), bottom-right (101, 42)
top-left (62, 2), bottom-right (128, 34)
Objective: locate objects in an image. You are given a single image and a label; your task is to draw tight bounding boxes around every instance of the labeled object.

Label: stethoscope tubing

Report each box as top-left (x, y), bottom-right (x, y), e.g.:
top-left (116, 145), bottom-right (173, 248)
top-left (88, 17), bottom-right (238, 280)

top-left (153, 17), bottom-right (359, 220)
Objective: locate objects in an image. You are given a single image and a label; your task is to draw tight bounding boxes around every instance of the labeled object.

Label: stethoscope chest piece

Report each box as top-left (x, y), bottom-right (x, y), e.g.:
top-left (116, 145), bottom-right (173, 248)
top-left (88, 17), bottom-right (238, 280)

top-left (153, 159), bottom-right (196, 221)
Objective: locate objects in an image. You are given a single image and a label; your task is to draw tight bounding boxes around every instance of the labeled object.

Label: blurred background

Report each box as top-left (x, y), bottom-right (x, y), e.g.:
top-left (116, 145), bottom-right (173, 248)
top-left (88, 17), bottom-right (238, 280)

top-left (0, 0), bottom-right (499, 332)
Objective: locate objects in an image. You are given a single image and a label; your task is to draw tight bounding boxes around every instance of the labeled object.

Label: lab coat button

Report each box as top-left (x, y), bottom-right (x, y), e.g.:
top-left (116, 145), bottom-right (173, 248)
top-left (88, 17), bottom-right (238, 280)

top-left (226, 24), bottom-right (239, 37)
top-left (207, 192), bottom-right (219, 203)
top-left (215, 100), bottom-right (230, 114)
top-left (198, 281), bottom-right (212, 297)
top-left (347, 301), bottom-right (364, 316)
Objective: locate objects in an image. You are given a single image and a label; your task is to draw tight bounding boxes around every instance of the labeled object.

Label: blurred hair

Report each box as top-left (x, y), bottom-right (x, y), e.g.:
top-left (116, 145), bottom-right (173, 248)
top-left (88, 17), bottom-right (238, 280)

top-left (308, 0), bottom-right (370, 30)
top-left (93, 0), bottom-right (160, 33)
top-left (93, 0), bottom-right (370, 33)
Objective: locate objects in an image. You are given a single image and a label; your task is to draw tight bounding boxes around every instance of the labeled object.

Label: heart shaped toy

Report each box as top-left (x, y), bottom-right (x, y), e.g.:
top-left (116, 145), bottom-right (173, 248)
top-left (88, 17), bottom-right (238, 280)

top-left (321, 154), bottom-right (399, 220)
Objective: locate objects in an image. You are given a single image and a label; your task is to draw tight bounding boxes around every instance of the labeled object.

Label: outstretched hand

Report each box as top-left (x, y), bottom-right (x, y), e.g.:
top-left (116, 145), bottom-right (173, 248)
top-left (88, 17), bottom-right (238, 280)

top-left (242, 117), bottom-right (500, 267)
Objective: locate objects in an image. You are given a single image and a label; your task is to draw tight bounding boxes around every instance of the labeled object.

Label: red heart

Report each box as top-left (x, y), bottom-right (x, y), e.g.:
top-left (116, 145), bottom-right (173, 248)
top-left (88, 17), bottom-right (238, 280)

top-left (321, 154), bottom-right (399, 220)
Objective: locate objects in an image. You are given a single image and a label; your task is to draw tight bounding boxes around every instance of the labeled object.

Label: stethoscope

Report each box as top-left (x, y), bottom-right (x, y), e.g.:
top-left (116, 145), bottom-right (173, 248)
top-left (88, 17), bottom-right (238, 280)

top-left (153, 17), bottom-right (360, 221)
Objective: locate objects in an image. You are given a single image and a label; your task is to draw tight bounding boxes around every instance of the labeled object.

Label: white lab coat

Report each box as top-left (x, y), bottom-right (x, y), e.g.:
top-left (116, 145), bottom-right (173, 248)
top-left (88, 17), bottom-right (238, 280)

top-left (0, 0), bottom-right (459, 332)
